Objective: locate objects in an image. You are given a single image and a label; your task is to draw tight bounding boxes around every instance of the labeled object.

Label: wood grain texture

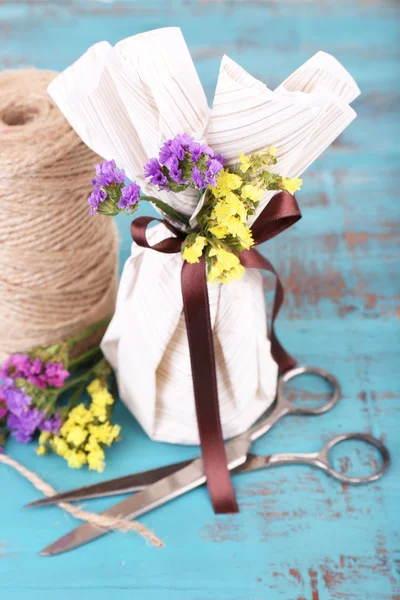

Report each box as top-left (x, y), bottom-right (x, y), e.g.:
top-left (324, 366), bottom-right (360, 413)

top-left (0, 1), bottom-right (399, 598)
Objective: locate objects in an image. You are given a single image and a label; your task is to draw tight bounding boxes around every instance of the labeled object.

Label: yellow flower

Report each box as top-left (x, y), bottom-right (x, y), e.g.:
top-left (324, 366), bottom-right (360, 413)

top-left (208, 261), bottom-right (245, 284)
top-left (87, 379), bottom-right (104, 396)
top-left (89, 422), bottom-right (121, 446)
top-left (212, 202), bottom-right (231, 223)
top-left (39, 431), bottom-right (51, 445)
top-left (281, 176), bottom-right (302, 195)
top-left (68, 404), bottom-right (93, 427)
top-left (87, 447), bottom-right (105, 473)
top-left (269, 146), bottom-right (277, 156)
top-left (222, 263), bottom-right (246, 284)
top-left (209, 224), bottom-right (229, 239)
top-left (85, 434), bottom-right (102, 453)
top-left (90, 385), bottom-right (114, 407)
top-left (207, 245), bottom-right (246, 284)
top-left (213, 216), bottom-right (254, 250)
top-left (236, 224), bottom-right (254, 250)
top-left (66, 425), bottom-right (88, 448)
top-left (92, 391), bottom-right (114, 408)
top-left (224, 215), bottom-right (243, 236)
top-left (66, 449), bottom-right (87, 469)
top-left (182, 235), bottom-right (207, 264)
top-left (239, 152), bottom-right (251, 173)
top-left (50, 436), bottom-right (69, 458)
top-left (241, 184), bottom-right (264, 203)
top-left (89, 403), bottom-right (108, 423)
top-left (36, 445), bottom-right (47, 456)
top-left (211, 169), bottom-right (243, 197)
top-left (209, 246), bottom-right (239, 268)
top-left (212, 194), bottom-right (247, 223)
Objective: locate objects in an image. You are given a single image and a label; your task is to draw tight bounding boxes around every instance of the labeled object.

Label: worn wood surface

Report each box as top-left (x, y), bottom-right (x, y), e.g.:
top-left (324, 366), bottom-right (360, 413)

top-left (0, 1), bottom-right (399, 598)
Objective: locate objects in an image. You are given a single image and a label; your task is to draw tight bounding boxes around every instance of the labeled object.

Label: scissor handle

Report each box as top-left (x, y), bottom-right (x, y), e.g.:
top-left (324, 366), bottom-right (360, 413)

top-left (317, 432), bottom-right (390, 484)
top-left (278, 365), bottom-right (341, 416)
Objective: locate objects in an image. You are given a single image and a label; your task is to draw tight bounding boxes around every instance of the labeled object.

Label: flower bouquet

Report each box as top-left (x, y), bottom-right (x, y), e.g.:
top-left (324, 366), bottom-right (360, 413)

top-left (48, 27), bottom-right (360, 511)
top-left (0, 320), bottom-right (121, 472)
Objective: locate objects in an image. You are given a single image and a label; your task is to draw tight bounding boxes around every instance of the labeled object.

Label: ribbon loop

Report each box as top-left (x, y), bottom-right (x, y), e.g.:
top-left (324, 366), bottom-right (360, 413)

top-left (130, 191), bottom-right (301, 514)
top-left (131, 216), bottom-right (183, 253)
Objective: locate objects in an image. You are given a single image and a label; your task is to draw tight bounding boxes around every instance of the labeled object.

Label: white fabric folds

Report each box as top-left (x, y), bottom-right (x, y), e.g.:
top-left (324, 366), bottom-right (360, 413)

top-left (49, 28), bottom-right (360, 444)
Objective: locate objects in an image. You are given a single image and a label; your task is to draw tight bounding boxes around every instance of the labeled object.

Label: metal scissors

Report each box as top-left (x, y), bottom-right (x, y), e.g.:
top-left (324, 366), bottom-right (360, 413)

top-left (29, 366), bottom-right (390, 556)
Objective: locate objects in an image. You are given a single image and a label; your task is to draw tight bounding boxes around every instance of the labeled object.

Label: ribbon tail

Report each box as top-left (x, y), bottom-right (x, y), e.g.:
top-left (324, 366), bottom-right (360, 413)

top-left (240, 249), bottom-right (296, 373)
top-left (181, 257), bottom-right (239, 514)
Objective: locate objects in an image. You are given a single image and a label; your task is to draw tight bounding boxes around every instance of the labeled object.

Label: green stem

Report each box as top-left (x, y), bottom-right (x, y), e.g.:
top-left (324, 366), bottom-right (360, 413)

top-left (69, 345), bottom-right (102, 370)
top-left (66, 316), bottom-right (112, 350)
top-left (141, 196), bottom-right (190, 227)
top-left (60, 379), bottom-right (88, 420)
top-left (59, 365), bottom-right (99, 393)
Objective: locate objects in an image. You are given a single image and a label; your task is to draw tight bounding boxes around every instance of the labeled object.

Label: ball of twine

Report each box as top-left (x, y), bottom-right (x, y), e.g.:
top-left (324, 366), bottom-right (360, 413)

top-left (0, 70), bottom-right (119, 362)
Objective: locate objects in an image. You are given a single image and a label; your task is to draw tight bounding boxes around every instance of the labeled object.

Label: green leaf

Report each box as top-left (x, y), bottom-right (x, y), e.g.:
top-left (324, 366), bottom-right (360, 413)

top-left (141, 196), bottom-right (190, 226)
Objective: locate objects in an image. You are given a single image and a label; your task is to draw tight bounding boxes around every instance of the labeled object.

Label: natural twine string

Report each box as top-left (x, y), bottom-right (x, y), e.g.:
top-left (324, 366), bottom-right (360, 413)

top-left (0, 69), bottom-right (119, 362)
top-left (0, 453), bottom-right (164, 547)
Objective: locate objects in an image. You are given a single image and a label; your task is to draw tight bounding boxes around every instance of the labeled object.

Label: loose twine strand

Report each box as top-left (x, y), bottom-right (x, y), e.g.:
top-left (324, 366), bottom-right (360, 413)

top-left (0, 453), bottom-right (164, 547)
top-left (0, 69), bottom-right (119, 362)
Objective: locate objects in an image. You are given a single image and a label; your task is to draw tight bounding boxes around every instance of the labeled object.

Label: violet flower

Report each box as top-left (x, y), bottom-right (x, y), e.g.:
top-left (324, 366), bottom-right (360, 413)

top-left (39, 413), bottom-right (62, 435)
top-left (44, 363), bottom-right (70, 389)
top-left (89, 160), bottom-right (142, 215)
top-left (1, 381), bottom-right (32, 418)
top-left (144, 133), bottom-right (224, 192)
top-left (7, 408), bottom-right (45, 444)
top-left (0, 348), bottom-right (71, 445)
top-left (143, 157), bottom-right (169, 189)
top-left (92, 160), bottom-right (126, 187)
top-left (88, 186), bottom-right (107, 215)
top-left (0, 353), bottom-right (31, 380)
top-left (117, 182), bottom-right (141, 210)
top-left (1, 355), bottom-right (69, 390)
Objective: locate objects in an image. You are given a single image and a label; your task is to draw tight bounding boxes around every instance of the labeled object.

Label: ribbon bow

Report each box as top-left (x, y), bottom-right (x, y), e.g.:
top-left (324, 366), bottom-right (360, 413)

top-left (131, 191), bottom-right (301, 514)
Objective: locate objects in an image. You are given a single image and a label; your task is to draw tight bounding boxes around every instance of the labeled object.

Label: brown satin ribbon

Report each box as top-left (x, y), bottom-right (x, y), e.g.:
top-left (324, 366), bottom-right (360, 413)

top-left (131, 190), bottom-right (301, 514)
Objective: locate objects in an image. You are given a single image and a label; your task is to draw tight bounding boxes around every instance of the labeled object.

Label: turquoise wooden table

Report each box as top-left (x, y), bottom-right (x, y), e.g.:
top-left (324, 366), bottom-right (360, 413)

top-left (1, 1), bottom-right (399, 598)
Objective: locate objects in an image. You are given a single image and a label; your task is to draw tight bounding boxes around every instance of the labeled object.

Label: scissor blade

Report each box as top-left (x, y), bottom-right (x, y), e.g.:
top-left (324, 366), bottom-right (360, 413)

top-left (40, 439), bottom-right (250, 556)
top-left (26, 459), bottom-right (192, 507)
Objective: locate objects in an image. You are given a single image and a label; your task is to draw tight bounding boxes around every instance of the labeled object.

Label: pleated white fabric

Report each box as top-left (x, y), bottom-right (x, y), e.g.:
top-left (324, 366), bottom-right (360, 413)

top-left (48, 28), bottom-right (360, 444)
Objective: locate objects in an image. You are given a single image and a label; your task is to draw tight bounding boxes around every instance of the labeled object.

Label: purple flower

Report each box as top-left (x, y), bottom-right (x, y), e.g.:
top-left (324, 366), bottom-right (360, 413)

top-left (92, 160), bottom-right (126, 187)
top-left (143, 158), bottom-right (169, 189)
top-left (203, 158), bottom-right (223, 187)
top-left (214, 154), bottom-right (226, 166)
top-left (1, 383), bottom-right (32, 418)
top-left (88, 186), bottom-right (107, 215)
top-left (144, 134), bottom-right (226, 193)
top-left (158, 141), bottom-right (174, 166)
top-left (27, 358), bottom-right (47, 389)
top-left (189, 142), bottom-right (203, 163)
top-left (192, 166), bottom-right (205, 189)
top-left (89, 160), bottom-right (129, 215)
top-left (169, 167), bottom-right (184, 184)
top-left (44, 363), bottom-right (69, 388)
top-left (0, 353), bottom-right (31, 380)
top-left (1, 352), bottom-right (70, 391)
top-left (117, 182), bottom-right (141, 210)
top-left (174, 133), bottom-right (194, 147)
top-left (168, 139), bottom-right (186, 163)
top-left (39, 413), bottom-right (62, 434)
top-left (144, 157), bottom-right (163, 177)
top-left (8, 407), bottom-right (45, 444)
top-left (207, 158), bottom-right (223, 176)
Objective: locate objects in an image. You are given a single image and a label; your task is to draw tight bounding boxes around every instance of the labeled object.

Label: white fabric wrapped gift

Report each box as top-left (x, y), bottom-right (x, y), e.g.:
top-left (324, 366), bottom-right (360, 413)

top-left (48, 28), bottom-right (360, 444)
